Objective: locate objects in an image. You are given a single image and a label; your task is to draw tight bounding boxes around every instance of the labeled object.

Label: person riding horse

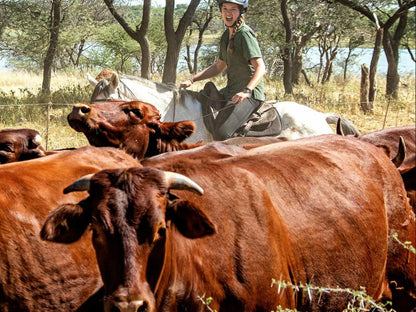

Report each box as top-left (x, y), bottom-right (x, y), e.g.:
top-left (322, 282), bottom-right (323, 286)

top-left (179, 0), bottom-right (266, 141)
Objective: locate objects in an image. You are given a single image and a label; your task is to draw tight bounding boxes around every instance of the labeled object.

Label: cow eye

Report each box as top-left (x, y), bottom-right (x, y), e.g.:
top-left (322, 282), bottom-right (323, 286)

top-left (130, 108), bottom-right (143, 119)
top-left (157, 227), bottom-right (166, 238)
top-left (152, 226), bottom-right (166, 243)
top-left (91, 227), bottom-right (98, 239)
top-left (0, 143), bottom-right (13, 153)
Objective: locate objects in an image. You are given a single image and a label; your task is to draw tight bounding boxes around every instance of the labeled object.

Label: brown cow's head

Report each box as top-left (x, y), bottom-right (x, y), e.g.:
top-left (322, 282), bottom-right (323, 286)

top-left (0, 128), bottom-right (46, 163)
top-left (67, 101), bottom-right (196, 159)
top-left (41, 167), bottom-right (215, 312)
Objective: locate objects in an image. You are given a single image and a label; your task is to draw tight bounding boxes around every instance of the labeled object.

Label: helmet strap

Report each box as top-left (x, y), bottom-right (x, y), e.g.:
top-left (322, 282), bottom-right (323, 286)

top-left (229, 13), bottom-right (243, 28)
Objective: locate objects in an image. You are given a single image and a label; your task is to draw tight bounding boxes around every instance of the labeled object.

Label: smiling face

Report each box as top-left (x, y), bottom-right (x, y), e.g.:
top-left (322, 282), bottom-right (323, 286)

top-left (221, 2), bottom-right (242, 28)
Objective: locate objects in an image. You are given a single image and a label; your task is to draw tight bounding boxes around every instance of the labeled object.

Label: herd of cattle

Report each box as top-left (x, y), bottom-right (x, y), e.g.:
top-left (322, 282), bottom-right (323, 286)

top-left (0, 99), bottom-right (415, 312)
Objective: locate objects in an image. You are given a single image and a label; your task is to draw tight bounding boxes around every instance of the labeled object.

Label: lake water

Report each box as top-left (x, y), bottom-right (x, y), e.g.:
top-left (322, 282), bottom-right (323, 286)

top-left (1, 47), bottom-right (414, 76)
top-left (304, 47), bottom-right (415, 76)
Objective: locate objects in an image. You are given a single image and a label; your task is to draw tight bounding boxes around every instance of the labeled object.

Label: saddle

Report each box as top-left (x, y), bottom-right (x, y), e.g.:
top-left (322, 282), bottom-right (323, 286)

top-left (233, 101), bottom-right (282, 137)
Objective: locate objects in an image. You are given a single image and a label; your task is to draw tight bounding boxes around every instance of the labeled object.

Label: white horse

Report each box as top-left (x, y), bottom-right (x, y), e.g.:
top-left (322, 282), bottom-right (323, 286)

top-left (87, 72), bottom-right (360, 142)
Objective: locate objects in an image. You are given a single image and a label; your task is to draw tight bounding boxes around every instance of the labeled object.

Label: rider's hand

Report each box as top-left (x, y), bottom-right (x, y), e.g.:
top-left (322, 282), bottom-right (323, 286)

top-left (179, 78), bottom-right (193, 89)
top-left (232, 91), bottom-right (251, 104)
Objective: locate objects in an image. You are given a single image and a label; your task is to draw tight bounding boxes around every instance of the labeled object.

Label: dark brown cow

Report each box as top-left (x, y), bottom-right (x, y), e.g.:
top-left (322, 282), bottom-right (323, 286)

top-left (67, 101), bottom-right (203, 159)
top-left (0, 128), bottom-right (46, 163)
top-left (0, 146), bottom-right (140, 311)
top-left (41, 135), bottom-right (415, 311)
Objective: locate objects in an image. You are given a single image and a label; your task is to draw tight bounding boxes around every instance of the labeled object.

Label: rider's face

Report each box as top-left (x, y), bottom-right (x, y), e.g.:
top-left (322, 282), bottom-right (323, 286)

top-left (221, 3), bottom-right (241, 28)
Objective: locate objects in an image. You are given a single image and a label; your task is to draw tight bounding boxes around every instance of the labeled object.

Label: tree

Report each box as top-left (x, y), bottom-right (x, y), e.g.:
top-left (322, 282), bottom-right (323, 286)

top-left (183, 0), bottom-right (215, 74)
top-left (103, 0), bottom-right (152, 79)
top-left (162, 0), bottom-right (201, 84)
top-left (42, 0), bottom-right (62, 97)
top-left (59, 0), bottom-right (112, 68)
top-left (329, 0), bottom-right (416, 99)
top-left (93, 24), bottom-right (141, 73)
top-left (250, 0), bottom-right (324, 93)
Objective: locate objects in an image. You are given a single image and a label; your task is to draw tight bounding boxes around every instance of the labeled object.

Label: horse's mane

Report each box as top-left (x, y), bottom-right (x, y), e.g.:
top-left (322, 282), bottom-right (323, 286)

top-left (120, 75), bottom-right (202, 104)
top-left (92, 73), bottom-right (202, 107)
top-left (120, 75), bottom-right (174, 93)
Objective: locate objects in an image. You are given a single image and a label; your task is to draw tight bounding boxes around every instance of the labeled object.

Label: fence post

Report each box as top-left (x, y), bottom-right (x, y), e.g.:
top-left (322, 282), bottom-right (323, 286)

top-left (360, 64), bottom-right (373, 113)
top-left (46, 102), bottom-right (51, 150)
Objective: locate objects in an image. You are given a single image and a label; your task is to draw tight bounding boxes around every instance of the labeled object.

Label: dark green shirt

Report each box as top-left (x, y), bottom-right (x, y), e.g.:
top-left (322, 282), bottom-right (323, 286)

top-left (219, 22), bottom-right (265, 101)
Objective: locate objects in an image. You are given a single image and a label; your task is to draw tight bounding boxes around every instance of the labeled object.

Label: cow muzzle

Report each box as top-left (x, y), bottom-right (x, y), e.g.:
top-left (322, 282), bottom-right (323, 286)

top-left (110, 299), bottom-right (148, 312)
top-left (106, 291), bottom-right (155, 312)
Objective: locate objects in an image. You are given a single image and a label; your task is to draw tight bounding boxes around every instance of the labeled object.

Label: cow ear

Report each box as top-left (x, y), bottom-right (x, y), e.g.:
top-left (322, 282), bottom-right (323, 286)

top-left (40, 202), bottom-right (91, 244)
top-left (167, 199), bottom-right (216, 238)
top-left (160, 121), bottom-right (196, 142)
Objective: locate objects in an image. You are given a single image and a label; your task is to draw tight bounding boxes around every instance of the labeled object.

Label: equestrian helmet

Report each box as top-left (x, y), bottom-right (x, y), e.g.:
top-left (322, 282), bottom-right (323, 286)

top-left (218, 0), bottom-right (248, 11)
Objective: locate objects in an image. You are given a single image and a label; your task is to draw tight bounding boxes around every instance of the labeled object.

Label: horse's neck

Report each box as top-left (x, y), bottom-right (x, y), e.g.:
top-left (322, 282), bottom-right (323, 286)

top-left (171, 92), bottom-right (213, 143)
top-left (120, 78), bottom-right (213, 142)
top-left (121, 79), bottom-right (174, 117)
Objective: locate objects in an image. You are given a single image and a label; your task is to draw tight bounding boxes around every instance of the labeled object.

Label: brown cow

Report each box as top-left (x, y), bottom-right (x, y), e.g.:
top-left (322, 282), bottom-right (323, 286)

top-left (0, 128), bottom-right (46, 163)
top-left (0, 146), bottom-right (140, 311)
top-left (358, 126), bottom-right (416, 189)
top-left (67, 100), bottom-right (203, 159)
top-left (41, 135), bottom-right (415, 311)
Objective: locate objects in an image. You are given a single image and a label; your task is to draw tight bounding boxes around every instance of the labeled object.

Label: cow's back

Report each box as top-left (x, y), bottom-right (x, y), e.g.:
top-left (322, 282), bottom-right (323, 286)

top-left (243, 135), bottom-right (416, 307)
top-left (0, 146), bottom-right (140, 311)
top-left (147, 135), bottom-right (402, 310)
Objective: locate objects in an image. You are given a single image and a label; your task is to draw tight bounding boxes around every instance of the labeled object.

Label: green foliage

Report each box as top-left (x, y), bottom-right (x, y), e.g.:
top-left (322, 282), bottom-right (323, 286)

top-left (0, 85), bottom-right (90, 106)
top-left (392, 233), bottom-right (416, 254)
top-left (197, 295), bottom-right (217, 312)
top-left (271, 280), bottom-right (394, 312)
top-left (91, 24), bottom-right (141, 73)
top-left (198, 281), bottom-right (395, 312)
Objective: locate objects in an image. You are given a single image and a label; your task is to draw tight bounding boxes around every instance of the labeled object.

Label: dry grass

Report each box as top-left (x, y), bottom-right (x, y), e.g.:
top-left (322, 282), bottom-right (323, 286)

top-left (0, 70), bottom-right (88, 95)
top-left (189, 73), bottom-right (415, 134)
top-left (0, 70), bottom-right (414, 150)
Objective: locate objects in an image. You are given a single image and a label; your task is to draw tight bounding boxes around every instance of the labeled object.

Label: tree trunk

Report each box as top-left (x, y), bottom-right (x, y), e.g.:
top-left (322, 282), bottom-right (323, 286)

top-left (360, 64), bottom-right (373, 112)
top-left (369, 28), bottom-right (382, 103)
top-left (343, 47), bottom-right (352, 81)
top-left (162, 0), bottom-right (200, 84)
top-left (139, 38), bottom-right (152, 79)
top-left (292, 47), bottom-right (303, 85)
top-left (280, 0), bottom-right (293, 94)
top-left (103, 0), bottom-right (152, 79)
top-left (333, 0), bottom-right (415, 100)
top-left (42, 0), bottom-right (61, 97)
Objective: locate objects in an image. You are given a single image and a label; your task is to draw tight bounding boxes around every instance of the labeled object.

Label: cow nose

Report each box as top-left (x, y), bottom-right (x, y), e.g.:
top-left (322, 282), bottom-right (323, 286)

top-left (111, 299), bottom-right (148, 312)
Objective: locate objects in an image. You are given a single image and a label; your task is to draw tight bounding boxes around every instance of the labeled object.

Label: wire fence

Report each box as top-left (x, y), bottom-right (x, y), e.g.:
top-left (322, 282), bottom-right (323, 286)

top-left (0, 103), bottom-right (88, 151)
top-left (0, 99), bottom-right (414, 151)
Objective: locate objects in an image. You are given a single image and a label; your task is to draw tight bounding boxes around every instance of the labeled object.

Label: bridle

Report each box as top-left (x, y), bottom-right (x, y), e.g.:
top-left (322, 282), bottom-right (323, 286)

top-left (91, 78), bottom-right (137, 103)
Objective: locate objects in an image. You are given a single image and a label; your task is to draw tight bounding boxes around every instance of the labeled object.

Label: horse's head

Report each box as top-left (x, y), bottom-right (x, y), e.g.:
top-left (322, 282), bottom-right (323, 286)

top-left (90, 72), bottom-right (133, 103)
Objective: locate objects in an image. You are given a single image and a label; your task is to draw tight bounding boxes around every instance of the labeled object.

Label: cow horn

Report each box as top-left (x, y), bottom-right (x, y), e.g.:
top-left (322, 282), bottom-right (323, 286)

top-left (63, 174), bottom-right (94, 194)
top-left (164, 171), bottom-right (204, 195)
top-left (33, 134), bottom-right (42, 146)
top-left (391, 136), bottom-right (406, 168)
top-left (336, 118), bottom-right (344, 136)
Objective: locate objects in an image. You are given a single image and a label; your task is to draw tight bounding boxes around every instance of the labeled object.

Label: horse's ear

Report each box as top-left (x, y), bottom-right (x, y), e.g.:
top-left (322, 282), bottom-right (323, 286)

top-left (109, 72), bottom-right (120, 89)
top-left (160, 121), bottom-right (195, 142)
top-left (87, 73), bottom-right (98, 87)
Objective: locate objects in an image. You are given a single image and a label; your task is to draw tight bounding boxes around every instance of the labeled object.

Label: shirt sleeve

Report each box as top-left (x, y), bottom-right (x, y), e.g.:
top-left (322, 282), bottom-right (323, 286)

top-left (240, 29), bottom-right (262, 61)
